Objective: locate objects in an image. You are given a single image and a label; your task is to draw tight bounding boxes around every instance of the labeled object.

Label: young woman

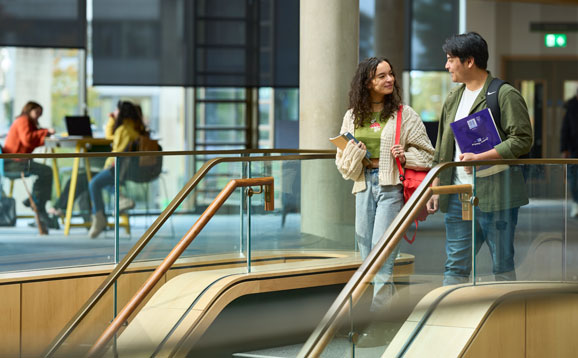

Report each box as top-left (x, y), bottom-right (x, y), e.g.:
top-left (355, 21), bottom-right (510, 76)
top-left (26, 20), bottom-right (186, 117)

top-left (335, 57), bottom-right (434, 314)
top-left (88, 100), bottom-right (147, 238)
top-left (3, 101), bottom-right (56, 227)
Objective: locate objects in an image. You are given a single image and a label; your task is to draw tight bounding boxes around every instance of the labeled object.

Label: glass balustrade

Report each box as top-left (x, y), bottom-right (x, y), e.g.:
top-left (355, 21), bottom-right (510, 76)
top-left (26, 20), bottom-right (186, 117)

top-left (34, 156), bottom-right (578, 358)
top-left (472, 163), bottom-right (572, 283)
top-left (305, 164), bottom-right (462, 357)
top-left (43, 151), bottom-right (337, 357)
top-left (113, 156), bottom-right (356, 357)
top-left (301, 160), bottom-right (578, 358)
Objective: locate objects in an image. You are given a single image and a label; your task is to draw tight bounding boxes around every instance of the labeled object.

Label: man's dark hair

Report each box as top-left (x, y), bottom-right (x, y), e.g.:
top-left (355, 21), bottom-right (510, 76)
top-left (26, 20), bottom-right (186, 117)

top-left (442, 32), bottom-right (489, 70)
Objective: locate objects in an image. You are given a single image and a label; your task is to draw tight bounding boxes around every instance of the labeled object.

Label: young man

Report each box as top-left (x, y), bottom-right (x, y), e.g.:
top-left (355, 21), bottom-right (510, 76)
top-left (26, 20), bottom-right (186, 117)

top-left (426, 32), bottom-right (533, 285)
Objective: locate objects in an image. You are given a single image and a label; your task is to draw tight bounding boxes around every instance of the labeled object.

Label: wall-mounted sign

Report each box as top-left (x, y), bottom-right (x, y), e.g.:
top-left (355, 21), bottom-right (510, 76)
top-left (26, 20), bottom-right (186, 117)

top-left (545, 33), bottom-right (567, 48)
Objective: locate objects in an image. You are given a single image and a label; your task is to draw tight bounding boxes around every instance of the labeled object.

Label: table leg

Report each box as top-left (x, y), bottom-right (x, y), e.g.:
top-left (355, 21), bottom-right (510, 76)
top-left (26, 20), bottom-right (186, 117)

top-left (64, 151), bottom-right (82, 236)
top-left (85, 157), bottom-right (93, 182)
top-left (51, 148), bottom-right (61, 197)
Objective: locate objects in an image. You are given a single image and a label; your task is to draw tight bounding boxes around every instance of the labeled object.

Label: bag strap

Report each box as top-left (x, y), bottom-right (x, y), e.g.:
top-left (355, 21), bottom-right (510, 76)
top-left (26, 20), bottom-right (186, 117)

top-left (394, 105), bottom-right (420, 244)
top-left (394, 105), bottom-right (405, 181)
top-left (486, 77), bottom-right (506, 131)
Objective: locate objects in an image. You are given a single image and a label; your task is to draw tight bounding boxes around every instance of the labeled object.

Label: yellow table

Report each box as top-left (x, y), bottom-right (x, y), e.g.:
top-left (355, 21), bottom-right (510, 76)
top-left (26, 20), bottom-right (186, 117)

top-left (44, 137), bottom-right (129, 235)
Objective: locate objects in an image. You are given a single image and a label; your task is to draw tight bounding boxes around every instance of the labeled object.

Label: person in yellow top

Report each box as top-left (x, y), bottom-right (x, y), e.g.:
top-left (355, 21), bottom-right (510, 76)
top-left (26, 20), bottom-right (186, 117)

top-left (88, 101), bottom-right (147, 238)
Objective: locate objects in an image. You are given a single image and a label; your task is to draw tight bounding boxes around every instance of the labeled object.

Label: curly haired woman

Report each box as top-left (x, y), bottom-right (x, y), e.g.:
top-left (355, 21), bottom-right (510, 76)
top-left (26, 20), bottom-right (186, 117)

top-left (335, 57), bottom-right (434, 333)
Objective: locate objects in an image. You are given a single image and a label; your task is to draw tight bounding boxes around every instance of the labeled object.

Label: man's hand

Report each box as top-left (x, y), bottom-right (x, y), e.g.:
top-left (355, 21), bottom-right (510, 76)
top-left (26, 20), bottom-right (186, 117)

top-left (459, 152), bottom-right (477, 174)
top-left (426, 194), bottom-right (439, 214)
top-left (562, 151), bottom-right (570, 158)
top-left (426, 177), bottom-right (440, 214)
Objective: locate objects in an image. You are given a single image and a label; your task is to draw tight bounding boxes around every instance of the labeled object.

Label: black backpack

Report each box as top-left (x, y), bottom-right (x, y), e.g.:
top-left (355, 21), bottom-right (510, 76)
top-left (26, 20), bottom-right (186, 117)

top-left (486, 78), bottom-right (531, 159)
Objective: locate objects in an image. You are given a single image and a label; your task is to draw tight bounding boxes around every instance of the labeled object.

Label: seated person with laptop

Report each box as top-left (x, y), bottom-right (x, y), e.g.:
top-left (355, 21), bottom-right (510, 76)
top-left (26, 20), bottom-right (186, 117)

top-left (48, 115), bottom-right (97, 220)
top-left (49, 102), bottom-right (141, 236)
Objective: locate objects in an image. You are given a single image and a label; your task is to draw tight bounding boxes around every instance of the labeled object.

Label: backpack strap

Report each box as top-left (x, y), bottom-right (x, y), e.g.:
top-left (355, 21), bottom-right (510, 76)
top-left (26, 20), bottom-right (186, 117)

top-left (486, 78), bottom-right (532, 158)
top-left (486, 78), bottom-right (506, 131)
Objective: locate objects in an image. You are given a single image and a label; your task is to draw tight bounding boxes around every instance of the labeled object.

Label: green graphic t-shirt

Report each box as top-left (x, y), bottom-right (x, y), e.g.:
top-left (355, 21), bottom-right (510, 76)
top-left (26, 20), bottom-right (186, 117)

top-left (355, 112), bottom-right (388, 159)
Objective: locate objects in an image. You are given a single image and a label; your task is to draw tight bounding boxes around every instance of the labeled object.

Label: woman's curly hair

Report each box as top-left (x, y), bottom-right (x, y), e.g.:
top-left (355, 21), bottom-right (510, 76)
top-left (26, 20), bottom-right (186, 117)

top-left (348, 57), bottom-right (402, 128)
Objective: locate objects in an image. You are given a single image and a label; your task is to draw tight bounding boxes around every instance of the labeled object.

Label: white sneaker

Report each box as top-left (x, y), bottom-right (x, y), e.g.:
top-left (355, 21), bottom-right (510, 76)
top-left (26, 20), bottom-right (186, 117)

top-left (118, 196), bottom-right (135, 213)
top-left (89, 212), bottom-right (107, 239)
top-left (571, 202), bottom-right (578, 218)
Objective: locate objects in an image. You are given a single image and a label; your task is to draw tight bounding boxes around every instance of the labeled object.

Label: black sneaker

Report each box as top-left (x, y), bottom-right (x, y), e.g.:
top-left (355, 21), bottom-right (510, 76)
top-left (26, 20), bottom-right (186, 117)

top-left (29, 213), bottom-right (60, 230)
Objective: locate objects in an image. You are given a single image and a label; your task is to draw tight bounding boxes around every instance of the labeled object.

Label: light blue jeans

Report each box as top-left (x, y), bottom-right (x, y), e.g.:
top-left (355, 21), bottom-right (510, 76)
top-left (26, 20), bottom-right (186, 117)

top-left (444, 194), bottom-right (519, 285)
top-left (355, 168), bottom-right (403, 312)
top-left (89, 167), bottom-right (115, 214)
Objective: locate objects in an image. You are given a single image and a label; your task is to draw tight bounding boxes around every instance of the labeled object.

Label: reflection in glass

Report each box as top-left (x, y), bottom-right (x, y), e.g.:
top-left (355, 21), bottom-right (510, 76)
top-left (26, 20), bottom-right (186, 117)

top-left (409, 71), bottom-right (456, 122)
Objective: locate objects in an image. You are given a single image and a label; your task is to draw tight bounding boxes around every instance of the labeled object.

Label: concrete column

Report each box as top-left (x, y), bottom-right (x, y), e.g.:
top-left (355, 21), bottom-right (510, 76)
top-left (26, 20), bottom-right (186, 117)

top-left (374, 0), bottom-right (405, 75)
top-left (299, 0), bottom-right (359, 243)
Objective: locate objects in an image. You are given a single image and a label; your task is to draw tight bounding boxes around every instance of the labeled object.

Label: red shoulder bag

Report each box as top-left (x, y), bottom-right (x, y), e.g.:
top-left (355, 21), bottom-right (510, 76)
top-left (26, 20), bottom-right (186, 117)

top-left (394, 105), bottom-right (429, 244)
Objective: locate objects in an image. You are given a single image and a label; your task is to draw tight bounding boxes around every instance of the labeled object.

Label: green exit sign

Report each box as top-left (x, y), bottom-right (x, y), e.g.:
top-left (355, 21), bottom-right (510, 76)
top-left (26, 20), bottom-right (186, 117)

top-left (545, 33), bottom-right (567, 48)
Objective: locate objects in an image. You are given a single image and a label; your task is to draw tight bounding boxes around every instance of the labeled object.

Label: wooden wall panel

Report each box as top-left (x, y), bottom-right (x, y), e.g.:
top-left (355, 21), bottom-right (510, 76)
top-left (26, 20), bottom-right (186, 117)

top-left (0, 284), bottom-right (21, 357)
top-left (526, 294), bottom-right (578, 358)
top-left (462, 300), bottom-right (525, 358)
top-left (20, 276), bottom-right (106, 357)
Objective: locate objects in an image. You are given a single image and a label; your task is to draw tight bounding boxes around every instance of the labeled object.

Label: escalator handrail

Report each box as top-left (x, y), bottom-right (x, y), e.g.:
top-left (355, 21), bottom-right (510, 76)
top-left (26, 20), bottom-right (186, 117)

top-left (297, 158), bottom-right (578, 357)
top-left (44, 151), bottom-right (334, 358)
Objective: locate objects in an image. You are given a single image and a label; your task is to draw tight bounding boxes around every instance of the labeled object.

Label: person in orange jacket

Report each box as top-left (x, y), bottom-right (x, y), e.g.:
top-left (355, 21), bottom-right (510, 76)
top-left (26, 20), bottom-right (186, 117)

top-left (3, 101), bottom-right (56, 227)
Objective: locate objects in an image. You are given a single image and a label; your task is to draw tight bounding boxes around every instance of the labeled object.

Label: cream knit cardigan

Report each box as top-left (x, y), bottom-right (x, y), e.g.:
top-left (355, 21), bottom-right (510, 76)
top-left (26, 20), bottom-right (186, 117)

top-left (335, 105), bottom-right (435, 194)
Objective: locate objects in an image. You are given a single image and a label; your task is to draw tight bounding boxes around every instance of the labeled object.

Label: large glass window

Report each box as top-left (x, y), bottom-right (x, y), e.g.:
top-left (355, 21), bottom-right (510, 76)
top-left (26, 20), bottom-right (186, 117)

top-left (410, 71), bottom-right (456, 122)
top-left (409, 0), bottom-right (459, 71)
top-left (194, 87), bottom-right (247, 151)
top-left (0, 47), bottom-right (82, 134)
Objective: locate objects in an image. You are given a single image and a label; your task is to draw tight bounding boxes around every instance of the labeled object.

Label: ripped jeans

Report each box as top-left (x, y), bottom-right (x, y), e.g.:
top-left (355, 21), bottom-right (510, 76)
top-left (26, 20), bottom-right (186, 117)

top-left (355, 168), bottom-right (404, 312)
top-left (444, 194), bottom-right (519, 285)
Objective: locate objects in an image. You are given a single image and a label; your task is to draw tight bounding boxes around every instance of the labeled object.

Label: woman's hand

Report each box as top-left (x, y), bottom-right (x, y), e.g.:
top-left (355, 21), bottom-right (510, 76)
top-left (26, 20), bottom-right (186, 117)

top-left (391, 144), bottom-right (405, 165)
top-left (352, 139), bottom-right (366, 151)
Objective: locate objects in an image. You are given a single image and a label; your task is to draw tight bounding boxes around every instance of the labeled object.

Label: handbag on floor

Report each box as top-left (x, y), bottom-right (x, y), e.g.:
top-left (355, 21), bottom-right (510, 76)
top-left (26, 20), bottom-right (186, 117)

top-left (0, 191), bottom-right (16, 227)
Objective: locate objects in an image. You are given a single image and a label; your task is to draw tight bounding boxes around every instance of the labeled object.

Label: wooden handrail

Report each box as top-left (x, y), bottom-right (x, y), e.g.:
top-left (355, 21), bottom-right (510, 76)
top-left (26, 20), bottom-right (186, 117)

top-left (86, 177), bottom-right (274, 357)
top-left (298, 183), bottom-right (473, 358)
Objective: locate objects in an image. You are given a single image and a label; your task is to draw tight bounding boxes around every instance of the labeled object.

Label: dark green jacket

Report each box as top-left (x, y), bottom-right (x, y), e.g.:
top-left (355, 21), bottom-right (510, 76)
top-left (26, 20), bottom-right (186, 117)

top-left (433, 73), bottom-right (533, 212)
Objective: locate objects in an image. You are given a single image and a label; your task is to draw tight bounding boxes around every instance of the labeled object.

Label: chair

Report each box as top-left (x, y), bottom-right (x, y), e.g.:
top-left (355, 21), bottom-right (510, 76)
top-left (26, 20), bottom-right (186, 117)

top-left (122, 171), bottom-right (175, 238)
top-left (119, 147), bottom-right (175, 237)
top-left (0, 146), bottom-right (33, 221)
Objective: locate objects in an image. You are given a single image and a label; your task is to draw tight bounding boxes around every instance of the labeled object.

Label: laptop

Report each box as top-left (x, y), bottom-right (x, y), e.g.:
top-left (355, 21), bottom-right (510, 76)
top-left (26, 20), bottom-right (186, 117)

top-left (65, 115), bottom-right (93, 137)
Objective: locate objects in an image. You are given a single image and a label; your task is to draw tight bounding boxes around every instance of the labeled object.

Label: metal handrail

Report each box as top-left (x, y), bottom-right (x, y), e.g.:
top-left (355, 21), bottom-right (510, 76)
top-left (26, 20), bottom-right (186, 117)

top-left (86, 176), bottom-right (274, 357)
top-left (297, 158), bottom-right (578, 357)
top-left (0, 148), bottom-right (334, 160)
top-left (43, 151), bottom-right (334, 357)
